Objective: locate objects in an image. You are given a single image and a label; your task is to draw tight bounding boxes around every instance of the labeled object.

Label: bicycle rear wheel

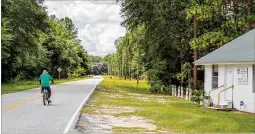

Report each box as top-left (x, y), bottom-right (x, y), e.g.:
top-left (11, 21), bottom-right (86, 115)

top-left (43, 89), bottom-right (48, 105)
top-left (47, 94), bottom-right (51, 105)
top-left (43, 93), bottom-right (46, 105)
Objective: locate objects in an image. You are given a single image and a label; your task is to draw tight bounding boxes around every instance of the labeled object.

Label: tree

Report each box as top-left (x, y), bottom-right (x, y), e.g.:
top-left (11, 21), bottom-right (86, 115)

top-left (1, 0), bottom-right (90, 82)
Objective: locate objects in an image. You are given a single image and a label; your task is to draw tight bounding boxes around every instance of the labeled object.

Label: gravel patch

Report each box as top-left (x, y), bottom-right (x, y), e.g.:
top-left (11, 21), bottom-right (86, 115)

top-left (77, 114), bottom-right (157, 133)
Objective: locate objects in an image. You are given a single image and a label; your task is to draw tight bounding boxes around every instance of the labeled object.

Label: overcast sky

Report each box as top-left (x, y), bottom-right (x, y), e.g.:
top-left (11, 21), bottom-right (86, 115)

top-left (44, 1), bottom-right (126, 57)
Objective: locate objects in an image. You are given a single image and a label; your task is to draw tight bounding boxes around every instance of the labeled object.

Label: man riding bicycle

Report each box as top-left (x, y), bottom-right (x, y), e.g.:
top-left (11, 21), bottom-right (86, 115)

top-left (39, 70), bottom-right (54, 102)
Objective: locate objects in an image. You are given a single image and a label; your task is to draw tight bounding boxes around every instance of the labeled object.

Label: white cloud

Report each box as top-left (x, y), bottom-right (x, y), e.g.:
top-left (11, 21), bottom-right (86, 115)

top-left (44, 1), bottom-right (126, 57)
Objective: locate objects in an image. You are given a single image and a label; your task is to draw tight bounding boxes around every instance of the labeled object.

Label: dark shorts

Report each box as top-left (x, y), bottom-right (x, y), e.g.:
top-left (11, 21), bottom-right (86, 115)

top-left (41, 86), bottom-right (51, 94)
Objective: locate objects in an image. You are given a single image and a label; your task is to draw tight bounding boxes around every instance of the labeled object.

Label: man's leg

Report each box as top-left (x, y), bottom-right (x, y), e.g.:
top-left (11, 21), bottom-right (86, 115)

top-left (47, 87), bottom-right (52, 100)
top-left (48, 87), bottom-right (51, 98)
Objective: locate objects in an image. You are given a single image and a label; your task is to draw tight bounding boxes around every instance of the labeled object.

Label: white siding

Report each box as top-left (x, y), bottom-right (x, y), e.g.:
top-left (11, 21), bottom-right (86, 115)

top-left (209, 65), bottom-right (226, 105)
top-left (218, 65), bottom-right (226, 103)
top-left (204, 65), bottom-right (212, 95)
top-left (233, 65), bottom-right (255, 113)
top-left (205, 65), bottom-right (218, 105)
top-left (218, 65), bottom-right (225, 87)
top-left (204, 64), bottom-right (255, 113)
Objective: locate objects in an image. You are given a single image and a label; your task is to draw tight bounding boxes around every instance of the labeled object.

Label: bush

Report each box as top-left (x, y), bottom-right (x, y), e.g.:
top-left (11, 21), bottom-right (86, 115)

top-left (148, 80), bottom-right (162, 93)
top-left (147, 69), bottom-right (172, 94)
top-left (72, 66), bottom-right (86, 78)
top-left (191, 90), bottom-right (205, 103)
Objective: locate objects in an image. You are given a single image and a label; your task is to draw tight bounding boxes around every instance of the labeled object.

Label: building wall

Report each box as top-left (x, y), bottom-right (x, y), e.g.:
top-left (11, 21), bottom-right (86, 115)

top-left (204, 65), bottom-right (212, 95)
top-left (204, 65), bottom-right (225, 105)
top-left (204, 64), bottom-right (255, 113)
top-left (233, 64), bottom-right (254, 113)
top-left (218, 65), bottom-right (225, 87)
top-left (218, 65), bottom-right (225, 103)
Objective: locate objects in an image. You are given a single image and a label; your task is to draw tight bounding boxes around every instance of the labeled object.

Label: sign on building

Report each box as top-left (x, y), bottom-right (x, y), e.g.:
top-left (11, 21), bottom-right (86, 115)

top-left (237, 68), bottom-right (248, 85)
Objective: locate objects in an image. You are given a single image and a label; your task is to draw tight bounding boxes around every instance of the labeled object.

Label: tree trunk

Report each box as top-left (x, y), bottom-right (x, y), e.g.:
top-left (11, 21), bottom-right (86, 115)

top-left (180, 44), bottom-right (183, 88)
top-left (247, 0), bottom-right (253, 31)
top-left (193, 14), bottom-right (198, 90)
top-left (129, 59), bottom-right (132, 81)
top-left (119, 55), bottom-right (122, 79)
top-left (137, 46), bottom-right (140, 85)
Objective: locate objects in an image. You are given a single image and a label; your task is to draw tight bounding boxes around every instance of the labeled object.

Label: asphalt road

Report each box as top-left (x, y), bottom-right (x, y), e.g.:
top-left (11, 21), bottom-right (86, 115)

top-left (2, 77), bottom-right (102, 134)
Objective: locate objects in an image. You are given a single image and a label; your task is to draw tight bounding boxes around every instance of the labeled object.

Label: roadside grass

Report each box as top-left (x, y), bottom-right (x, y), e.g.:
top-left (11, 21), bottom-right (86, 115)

top-left (81, 76), bottom-right (255, 133)
top-left (1, 76), bottom-right (92, 94)
top-left (112, 127), bottom-right (148, 133)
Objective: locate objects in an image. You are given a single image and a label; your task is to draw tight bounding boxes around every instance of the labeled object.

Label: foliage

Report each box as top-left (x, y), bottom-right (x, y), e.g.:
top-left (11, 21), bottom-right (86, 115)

top-left (72, 66), bottom-right (86, 78)
top-left (117, 0), bottom-right (255, 93)
top-left (1, 76), bottom-right (91, 94)
top-left (1, 0), bottom-right (89, 82)
top-left (191, 89), bottom-right (205, 103)
top-left (176, 62), bottom-right (192, 83)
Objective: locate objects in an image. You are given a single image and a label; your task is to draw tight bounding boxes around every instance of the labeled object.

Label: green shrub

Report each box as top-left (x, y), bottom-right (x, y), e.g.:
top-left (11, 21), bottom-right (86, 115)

top-left (72, 66), bottom-right (86, 77)
top-left (191, 89), bottom-right (204, 103)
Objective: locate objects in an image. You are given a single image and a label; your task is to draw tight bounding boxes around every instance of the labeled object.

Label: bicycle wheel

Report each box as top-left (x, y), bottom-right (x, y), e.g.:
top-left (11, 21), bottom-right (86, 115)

top-left (47, 92), bottom-right (50, 105)
top-left (43, 89), bottom-right (48, 105)
top-left (43, 92), bottom-right (46, 105)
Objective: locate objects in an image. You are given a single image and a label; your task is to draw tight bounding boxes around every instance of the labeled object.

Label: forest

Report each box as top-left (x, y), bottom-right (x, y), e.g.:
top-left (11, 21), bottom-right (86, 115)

top-left (104, 0), bottom-right (255, 93)
top-left (2, 0), bottom-right (255, 94)
top-left (1, 0), bottom-right (92, 82)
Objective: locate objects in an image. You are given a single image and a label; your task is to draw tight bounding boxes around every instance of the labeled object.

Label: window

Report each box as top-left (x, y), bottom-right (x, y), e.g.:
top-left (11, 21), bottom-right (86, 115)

top-left (212, 65), bottom-right (218, 88)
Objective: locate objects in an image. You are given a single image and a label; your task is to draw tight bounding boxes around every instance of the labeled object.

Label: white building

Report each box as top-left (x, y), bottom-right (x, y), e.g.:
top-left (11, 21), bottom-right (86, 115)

top-left (195, 29), bottom-right (255, 113)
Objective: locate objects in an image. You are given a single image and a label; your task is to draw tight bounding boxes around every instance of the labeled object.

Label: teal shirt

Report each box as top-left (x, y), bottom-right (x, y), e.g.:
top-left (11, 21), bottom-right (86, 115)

top-left (40, 74), bottom-right (52, 87)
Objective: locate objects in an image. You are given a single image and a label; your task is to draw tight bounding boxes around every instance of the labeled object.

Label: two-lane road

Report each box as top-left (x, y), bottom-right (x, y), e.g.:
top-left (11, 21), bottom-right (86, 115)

top-left (2, 78), bottom-right (102, 134)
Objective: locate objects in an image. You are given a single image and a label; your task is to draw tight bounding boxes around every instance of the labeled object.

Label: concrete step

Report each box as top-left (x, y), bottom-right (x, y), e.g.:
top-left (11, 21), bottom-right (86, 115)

top-left (220, 100), bottom-right (232, 105)
top-left (207, 107), bottom-right (235, 111)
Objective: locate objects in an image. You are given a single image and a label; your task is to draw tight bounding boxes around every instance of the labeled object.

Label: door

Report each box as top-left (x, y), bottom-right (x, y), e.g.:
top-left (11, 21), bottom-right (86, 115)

top-left (225, 66), bottom-right (233, 100)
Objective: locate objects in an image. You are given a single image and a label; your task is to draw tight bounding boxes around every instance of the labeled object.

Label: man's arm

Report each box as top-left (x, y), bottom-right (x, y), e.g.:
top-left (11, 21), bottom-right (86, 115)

top-left (49, 75), bottom-right (54, 84)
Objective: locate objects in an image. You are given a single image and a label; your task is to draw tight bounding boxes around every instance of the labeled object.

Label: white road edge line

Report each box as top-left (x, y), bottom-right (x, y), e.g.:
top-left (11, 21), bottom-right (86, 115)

top-left (63, 79), bottom-right (102, 134)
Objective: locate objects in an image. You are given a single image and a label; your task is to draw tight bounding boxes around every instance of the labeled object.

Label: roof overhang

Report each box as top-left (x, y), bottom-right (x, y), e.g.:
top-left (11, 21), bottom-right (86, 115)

top-left (194, 61), bottom-right (255, 65)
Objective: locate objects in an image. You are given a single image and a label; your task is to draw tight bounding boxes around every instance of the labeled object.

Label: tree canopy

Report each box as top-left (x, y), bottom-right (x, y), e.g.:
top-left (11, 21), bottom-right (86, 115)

top-left (1, 0), bottom-right (90, 82)
top-left (104, 0), bottom-right (255, 93)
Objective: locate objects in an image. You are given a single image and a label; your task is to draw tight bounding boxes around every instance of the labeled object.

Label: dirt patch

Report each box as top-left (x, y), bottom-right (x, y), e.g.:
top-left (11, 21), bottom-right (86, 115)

top-left (96, 105), bottom-right (136, 114)
top-left (135, 97), bottom-right (151, 102)
top-left (127, 93), bottom-right (142, 96)
top-left (156, 98), bottom-right (176, 103)
top-left (77, 114), bottom-right (157, 133)
top-left (108, 94), bottom-right (124, 98)
top-left (119, 90), bottom-right (127, 93)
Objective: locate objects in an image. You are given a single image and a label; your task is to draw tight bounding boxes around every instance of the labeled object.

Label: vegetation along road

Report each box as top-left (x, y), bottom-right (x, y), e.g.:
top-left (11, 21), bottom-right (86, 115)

top-left (77, 76), bottom-right (255, 133)
top-left (1, 0), bottom-right (255, 133)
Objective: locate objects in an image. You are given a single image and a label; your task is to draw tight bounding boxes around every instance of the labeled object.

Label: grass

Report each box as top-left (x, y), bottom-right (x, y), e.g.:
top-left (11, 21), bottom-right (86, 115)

top-left (82, 76), bottom-right (255, 133)
top-left (112, 127), bottom-right (148, 133)
top-left (1, 76), bottom-right (92, 94)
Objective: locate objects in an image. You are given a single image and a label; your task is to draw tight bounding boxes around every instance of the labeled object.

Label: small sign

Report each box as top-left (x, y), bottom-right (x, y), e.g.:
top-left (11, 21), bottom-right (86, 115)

top-left (57, 67), bottom-right (62, 72)
top-left (237, 68), bottom-right (248, 85)
top-left (240, 101), bottom-right (244, 106)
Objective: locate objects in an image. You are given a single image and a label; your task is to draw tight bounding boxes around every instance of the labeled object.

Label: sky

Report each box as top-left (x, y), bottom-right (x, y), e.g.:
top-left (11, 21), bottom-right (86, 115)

top-left (44, 0), bottom-right (126, 57)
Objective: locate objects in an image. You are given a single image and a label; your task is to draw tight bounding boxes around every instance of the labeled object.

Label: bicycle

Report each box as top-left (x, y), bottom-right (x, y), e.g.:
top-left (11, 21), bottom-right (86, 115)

top-left (42, 88), bottom-right (51, 105)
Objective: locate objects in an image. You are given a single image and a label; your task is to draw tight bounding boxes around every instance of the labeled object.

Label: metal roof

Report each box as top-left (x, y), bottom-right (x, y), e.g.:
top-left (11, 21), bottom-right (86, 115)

top-left (194, 29), bottom-right (255, 65)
